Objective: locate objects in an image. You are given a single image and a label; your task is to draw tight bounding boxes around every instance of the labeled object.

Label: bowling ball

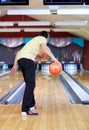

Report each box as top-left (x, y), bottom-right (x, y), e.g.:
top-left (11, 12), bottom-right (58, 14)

top-left (49, 62), bottom-right (62, 76)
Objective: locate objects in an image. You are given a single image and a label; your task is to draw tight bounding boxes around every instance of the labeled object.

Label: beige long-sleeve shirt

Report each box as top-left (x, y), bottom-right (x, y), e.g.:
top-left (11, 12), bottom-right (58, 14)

top-left (17, 36), bottom-right (47, 61)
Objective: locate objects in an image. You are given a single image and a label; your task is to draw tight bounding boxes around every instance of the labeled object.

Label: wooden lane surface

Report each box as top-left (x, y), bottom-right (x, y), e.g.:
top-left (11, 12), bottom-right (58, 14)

top-left (35, 72), bottom-right (70, 108)
top-left (0, 104), bottom-right (89, 130)
top-left (0, 71), bottom-right (2, 74)
top-left (72, 72), bottom-right (89, 89)
top-left (0, 72), bottom-right (89, 130)
top-left (0, 71), bottom-right (23, 98)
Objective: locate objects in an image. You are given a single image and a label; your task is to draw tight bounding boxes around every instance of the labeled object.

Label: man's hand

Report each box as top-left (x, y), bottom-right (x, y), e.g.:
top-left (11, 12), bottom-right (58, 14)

top-left (11, 66), bottom-right (17, 73)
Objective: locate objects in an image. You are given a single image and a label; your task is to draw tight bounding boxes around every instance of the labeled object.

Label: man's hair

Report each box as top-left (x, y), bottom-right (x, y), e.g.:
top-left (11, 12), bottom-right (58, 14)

top-left (39, 31), bottom-right (49, 39)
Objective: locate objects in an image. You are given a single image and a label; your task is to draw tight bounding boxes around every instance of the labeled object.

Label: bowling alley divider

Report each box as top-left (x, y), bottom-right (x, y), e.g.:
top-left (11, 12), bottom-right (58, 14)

top-left (4, 82), bottom-right (25, 104)
top-left (0, 81), bottom-right (25, 104)
top-left (61, 71), bottom-right (89, 104)
top-left (0, 70), bottom-right (11, 78)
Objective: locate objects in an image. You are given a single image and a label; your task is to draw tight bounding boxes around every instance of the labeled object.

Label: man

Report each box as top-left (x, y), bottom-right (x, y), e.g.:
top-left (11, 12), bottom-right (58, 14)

top-left (11, 31), bottom-right (59, 116)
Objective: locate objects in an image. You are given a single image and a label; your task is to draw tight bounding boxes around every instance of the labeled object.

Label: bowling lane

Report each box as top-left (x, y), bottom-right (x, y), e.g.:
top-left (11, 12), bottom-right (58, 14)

top-left (0, 71), bottom-right (23, 98)
top-left (35, 72), bottom-right (70, 109)
top-left (0, 73), bottom-right (89, 130)
top-left (72, 71), bottom-right (89, 90)
top-left (0, 71), bottom-right (2, 74)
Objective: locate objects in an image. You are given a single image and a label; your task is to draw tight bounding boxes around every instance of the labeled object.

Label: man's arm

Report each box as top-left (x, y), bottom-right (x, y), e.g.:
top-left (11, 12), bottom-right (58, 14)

top-left (41, 43), bottom-right (59, 62)
top-left (11, 51), bottom-right (19, 73)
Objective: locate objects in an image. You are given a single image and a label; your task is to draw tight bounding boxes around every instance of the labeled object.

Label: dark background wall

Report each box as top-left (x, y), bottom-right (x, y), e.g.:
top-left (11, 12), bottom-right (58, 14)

top-left (83, 40), bottom-right (89, 70)
top-left (48, 43), bottom-right (82, 62)
top-left (0, 44), bottom-right (24, 65)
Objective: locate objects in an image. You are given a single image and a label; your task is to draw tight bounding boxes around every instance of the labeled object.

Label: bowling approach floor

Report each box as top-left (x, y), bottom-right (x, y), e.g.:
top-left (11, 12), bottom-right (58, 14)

top-left (0, 71), bottom-right (89, 130)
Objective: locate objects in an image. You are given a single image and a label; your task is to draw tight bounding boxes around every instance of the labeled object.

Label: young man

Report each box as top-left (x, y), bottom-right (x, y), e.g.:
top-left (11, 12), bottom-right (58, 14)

top-left (11, 31), bottom-right (59, 116)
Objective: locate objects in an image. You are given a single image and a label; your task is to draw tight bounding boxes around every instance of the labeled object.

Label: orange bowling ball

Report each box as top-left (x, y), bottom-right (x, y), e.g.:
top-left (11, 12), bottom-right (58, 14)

top-left (49, 62), bottom-right (62, 76)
